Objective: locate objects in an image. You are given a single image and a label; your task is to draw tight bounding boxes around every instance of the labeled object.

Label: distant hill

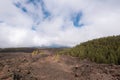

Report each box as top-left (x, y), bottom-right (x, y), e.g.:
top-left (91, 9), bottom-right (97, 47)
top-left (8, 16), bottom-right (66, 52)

top-left (0, 48), bottom-right (35, 53)
top-left (59, 35), bottom-right (120, 64)
top-left (0, 47), bottom-right (64, 54)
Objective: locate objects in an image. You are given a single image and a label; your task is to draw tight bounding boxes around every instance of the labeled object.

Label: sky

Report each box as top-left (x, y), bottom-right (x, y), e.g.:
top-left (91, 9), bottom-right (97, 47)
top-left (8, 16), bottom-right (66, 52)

top-left (0, 0), bottom-right (120, 48)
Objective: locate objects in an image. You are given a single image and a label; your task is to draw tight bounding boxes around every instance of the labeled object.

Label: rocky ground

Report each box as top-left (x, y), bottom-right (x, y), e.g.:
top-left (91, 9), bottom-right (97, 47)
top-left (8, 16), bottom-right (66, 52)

top-left (0, 51), bottom-right (120, 80)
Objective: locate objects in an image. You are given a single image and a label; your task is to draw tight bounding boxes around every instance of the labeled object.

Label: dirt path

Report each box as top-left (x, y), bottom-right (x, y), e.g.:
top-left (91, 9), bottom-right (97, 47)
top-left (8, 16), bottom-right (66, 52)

top-left (0, 52), bottom-right (120, 80)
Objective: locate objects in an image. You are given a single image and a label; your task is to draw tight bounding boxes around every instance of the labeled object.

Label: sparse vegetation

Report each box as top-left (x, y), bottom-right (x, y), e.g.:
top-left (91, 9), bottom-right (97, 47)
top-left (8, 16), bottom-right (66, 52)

top-left (32, 49), bottom-right (45, 56)
top-left (53, 54), bottom-right (60, 62)
top-left (59, 35), bottom-right (120, 64)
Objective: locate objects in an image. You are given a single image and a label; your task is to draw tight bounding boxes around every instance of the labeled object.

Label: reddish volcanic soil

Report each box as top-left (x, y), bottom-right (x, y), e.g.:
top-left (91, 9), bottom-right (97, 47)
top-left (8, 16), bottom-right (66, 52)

top-left (0, 51), bottom-right (120, 80)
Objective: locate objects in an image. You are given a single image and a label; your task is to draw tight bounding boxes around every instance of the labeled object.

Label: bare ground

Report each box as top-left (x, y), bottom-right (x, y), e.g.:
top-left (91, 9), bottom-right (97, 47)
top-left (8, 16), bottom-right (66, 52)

top-left (0, 51), bottom-right (120, 80)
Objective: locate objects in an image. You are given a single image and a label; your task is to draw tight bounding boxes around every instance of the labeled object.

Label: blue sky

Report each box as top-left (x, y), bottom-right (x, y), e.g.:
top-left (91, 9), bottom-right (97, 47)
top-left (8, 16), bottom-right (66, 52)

top-left (0, 0), bottom-right (120, 48)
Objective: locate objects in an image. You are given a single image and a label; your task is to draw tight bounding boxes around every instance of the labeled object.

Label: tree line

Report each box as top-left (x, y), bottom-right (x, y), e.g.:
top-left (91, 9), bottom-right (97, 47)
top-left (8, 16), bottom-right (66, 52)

top-left (59, 35), bottom-right (120, 64)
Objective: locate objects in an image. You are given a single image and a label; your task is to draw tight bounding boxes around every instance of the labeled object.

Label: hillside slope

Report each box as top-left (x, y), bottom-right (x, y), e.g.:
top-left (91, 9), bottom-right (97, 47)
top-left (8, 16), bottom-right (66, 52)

top-left (59, 35), bottom-right (120, 64)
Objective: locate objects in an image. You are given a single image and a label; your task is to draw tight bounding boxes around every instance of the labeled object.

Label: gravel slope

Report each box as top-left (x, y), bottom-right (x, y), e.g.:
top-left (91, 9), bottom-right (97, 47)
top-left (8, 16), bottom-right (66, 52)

top-left (0, 52), bottom-right (120, 80)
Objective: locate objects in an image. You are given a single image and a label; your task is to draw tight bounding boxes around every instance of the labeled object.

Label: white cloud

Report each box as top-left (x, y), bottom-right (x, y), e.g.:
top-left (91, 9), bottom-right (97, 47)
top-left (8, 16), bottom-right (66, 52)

top-left (0, 0), bottom-right (120, 48)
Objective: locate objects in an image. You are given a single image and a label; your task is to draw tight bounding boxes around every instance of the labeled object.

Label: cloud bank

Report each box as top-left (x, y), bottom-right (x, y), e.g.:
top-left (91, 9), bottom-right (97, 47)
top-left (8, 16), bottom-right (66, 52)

top-left (0, 0), bottom-right (120, 48)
